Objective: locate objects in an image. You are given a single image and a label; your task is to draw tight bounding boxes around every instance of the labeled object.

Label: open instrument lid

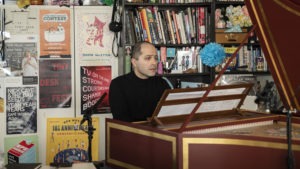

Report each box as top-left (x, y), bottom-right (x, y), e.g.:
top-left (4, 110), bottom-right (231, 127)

top-left (149, 83), bottom-right (253, 126)
top-left (245, 0), bottom-right (300, 111)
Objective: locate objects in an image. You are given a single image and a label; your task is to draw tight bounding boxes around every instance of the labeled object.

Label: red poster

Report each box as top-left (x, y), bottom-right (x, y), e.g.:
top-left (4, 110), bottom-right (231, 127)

top-left (80, 66), bottom-right (111, 114)
top-left (39, 59), bottom-right (72, 108)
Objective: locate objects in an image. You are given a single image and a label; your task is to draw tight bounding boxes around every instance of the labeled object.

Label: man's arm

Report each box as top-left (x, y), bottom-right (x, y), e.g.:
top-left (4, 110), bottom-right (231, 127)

top-left (109, 80), bottom-right (132, 122)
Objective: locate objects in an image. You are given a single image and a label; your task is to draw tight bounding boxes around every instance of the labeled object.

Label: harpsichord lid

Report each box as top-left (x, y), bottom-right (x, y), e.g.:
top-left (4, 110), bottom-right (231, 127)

top-left (245, 0), bottom-right (300, 112)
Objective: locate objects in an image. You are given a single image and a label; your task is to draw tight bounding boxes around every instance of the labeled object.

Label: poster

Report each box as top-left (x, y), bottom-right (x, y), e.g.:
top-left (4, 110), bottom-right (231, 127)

top-left (6, 87), bottom-right (37, 134)
top-left (4, 7), bottom-right (39, 35)
top-left (46, 117), bottom-right (99, 165)
top-left (74, 6), bottom-right (114, 63)
top-left (40, 9), bottom-right (71, 58)
top-left (39, 59), bottom-right (71, 108)
top-left (81, 66), bottom-right (111, 114)
top-left (5, 41), bottom-right (39, 85)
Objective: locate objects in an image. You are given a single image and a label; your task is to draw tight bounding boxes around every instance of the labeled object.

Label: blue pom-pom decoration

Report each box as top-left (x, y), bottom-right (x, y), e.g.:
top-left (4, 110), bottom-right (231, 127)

top-left (200, 42), bottom-right (225, 67)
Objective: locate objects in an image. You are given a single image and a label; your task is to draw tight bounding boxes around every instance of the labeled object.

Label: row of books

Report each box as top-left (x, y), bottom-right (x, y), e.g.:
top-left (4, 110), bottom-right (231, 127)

top-left (154, 45), bottom-right (267, 74)
top-left (126, 0), bottom-right (213, 3)
top-left (156, 46), bottom-right (211, 74)
top-left (125, 6), bottom-right (210, 45)
top-left (216, 45), bottom-right (268, 72)
top-left (125, 44), bottom-right (267, 74)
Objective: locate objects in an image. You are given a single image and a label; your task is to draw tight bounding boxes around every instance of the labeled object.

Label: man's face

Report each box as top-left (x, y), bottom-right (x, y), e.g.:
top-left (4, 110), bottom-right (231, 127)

top-left (132, 44), bottom-right (158, 79)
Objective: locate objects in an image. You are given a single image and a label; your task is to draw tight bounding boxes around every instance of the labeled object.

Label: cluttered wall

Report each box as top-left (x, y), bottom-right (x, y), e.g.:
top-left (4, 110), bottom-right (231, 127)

top-left (0, 4), bottom-right (116, 165)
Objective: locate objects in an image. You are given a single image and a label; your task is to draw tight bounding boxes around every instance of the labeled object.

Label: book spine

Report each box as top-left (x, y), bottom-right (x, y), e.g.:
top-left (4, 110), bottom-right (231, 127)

top-left (171, 10), bottom-right (181, 44)
top-left (157, 11), bottom-right (166, 44)
top-left (160, 10), bottom-right (171, 44)
top-left (166, 10), bottom-right (176, 44)
top-left (146, 7), bottom-right (158, 44)
top-left (153, 7), bottom-right (163, 44)
top-left (140, 8), bottom-right (152, 43)
top-left (199, 7), bottom-right (206, 44)
top-left (135, 8), bottom-right (147, 41)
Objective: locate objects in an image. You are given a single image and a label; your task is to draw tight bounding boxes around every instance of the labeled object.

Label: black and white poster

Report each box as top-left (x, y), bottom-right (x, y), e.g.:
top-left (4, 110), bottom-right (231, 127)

top-left (6, 87), bottom-right (37, 134)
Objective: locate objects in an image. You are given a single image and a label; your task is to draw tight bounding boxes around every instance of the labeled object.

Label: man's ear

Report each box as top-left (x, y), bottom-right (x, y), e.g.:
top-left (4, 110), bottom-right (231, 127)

top-left (131, 58), bottom-right (136, 68)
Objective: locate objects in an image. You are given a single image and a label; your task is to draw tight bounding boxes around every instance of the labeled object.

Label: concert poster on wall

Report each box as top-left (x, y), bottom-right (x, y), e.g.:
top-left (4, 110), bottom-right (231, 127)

top-left (80, 66), bottom-right (111, 114)
top-left (39, 9), bottom-right (71, 58)
top-left (4, 6), bottom-right (39, 35)
top-left (4, 41), bottom-right (39, 84)
top-left (6, 86), bottom-right (37, 134)
top-left (74, 6), bottom-right (114, 63)
top-left (46, 117), bottom-right (99, 165)
top-left (39, 59), bottom-right (71, 108)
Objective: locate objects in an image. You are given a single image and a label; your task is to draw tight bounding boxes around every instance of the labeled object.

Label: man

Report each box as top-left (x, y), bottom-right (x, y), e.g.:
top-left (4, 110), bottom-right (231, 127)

top-left (109, 41), bottom-right (171, 122)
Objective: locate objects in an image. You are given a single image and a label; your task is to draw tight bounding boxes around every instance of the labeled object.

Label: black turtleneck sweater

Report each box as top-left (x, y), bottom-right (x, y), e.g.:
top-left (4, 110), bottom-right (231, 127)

top-left (109, 72), bottom-right (171, 122)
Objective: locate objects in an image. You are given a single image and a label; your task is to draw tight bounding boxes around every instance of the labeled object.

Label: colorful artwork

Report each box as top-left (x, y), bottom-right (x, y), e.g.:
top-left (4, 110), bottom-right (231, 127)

top-left (40, 9), bottom-right (71, 58)
top-left (81, 66), bottom-right (111, 114)
top-left (75, 6), bottom-right (114, 61)
top-left (86, 16), bottom-right (106, 47)
top-left (46, 117), bottom-right (99, 165)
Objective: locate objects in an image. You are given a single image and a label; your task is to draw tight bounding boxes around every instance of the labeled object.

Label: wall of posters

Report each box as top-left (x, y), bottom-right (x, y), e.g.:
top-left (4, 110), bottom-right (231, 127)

top-left (0, 5), bottom-right (115, 165)
top-left (46, 117), bottom-right (99, 165)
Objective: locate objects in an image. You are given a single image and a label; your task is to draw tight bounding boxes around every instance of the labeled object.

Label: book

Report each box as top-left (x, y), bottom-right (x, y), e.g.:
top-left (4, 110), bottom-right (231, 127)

top-left (165, 10), bottom-right (175, 44)
top-left (146, 7), bottom-right (159, 44)
top-left (140, 8), bottom-right (152, 43)
top-left (171, 10), bottom-right (181, 44)
top-left (8, 140), bottom-right (37, 164)
top-left (166, 48), bottom-right (176, 58)
top-left (176, 12), bottom-right (186, 44)
top-left (176, 50), bottom-right (193, 73)
top-left (223, 46), bottom-right (239, 71)
top-left (153, 7), bottom-right (163, 44)
top-left (199, 7), bottom-right (206, 44)
top-left (5, 163), bottom-right (42, 169)
top-left (157, 10), bottom-right (166, 44)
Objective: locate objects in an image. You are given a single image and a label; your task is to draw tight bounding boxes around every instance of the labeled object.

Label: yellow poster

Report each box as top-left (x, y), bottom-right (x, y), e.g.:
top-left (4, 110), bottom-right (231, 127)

top-left (46, 117), bottom-right (99, 164)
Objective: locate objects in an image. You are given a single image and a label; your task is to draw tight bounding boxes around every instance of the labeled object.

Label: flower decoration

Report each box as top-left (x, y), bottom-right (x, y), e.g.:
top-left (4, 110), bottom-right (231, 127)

top-left (225, 5), bottom-right (252, 28)
top-left (200, 42), bottom-right (225, 67)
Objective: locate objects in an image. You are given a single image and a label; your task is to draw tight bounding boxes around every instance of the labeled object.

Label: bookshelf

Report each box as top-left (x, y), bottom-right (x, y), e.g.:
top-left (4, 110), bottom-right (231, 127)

top-left (120, 0), bottom-right (271, 87)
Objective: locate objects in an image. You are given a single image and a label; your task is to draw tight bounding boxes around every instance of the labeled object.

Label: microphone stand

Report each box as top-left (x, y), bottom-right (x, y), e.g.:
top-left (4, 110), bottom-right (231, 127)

top-left (81, 109), bottom-right (95, 162)
top-left (283, 108), bottom-right (297, 169)
top-left (80, 92), bottom-right (107, 162)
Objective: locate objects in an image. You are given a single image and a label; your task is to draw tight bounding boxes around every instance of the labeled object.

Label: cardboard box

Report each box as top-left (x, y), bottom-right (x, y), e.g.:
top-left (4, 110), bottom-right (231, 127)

top-left (7, 140), bottom-right (36, 164)
top-left (215, 28), bottom-right (248, 43)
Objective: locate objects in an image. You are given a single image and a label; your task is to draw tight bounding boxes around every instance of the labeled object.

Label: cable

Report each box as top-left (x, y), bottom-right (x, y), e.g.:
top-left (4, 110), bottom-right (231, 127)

top-left (111, 32), bottom-right (119, 57)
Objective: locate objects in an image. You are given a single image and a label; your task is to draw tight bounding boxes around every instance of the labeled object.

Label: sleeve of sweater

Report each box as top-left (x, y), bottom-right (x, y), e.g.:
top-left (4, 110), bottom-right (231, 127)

top-left (109, 78), bottom-right (132, 122)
